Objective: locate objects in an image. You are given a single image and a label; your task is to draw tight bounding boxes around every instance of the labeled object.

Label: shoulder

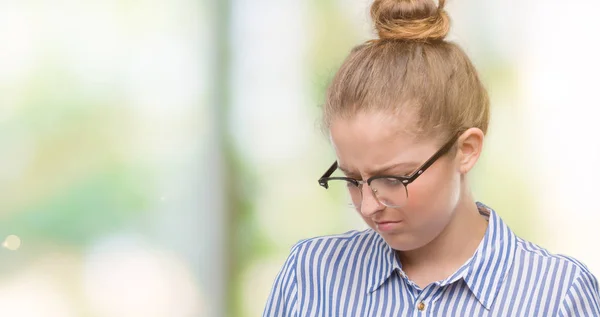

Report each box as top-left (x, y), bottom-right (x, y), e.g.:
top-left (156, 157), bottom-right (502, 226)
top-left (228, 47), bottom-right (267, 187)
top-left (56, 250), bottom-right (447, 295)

top-left (264, 230), bottom-right (385, 315)
top-left (272, 229), bottom-right (380, 280)
top-left (285, 229), bottom-right (384, 281)
top-left (290, 229), bottom-right (380, 262)
top-left (513, 236), bottom-right (599, 292)
top-left (515, 237), bottom-right (596, 277)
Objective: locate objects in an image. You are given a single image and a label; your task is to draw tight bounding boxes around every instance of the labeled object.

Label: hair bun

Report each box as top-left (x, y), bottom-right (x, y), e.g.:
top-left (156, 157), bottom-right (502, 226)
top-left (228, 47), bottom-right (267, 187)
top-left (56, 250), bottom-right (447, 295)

top-left (370, 0), bottom-right (450, 41)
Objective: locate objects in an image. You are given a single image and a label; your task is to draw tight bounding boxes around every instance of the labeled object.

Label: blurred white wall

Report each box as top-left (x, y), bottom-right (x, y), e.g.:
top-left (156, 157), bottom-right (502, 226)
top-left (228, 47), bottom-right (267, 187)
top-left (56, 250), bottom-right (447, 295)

top-left (521, 0), bottom-right (600, 274)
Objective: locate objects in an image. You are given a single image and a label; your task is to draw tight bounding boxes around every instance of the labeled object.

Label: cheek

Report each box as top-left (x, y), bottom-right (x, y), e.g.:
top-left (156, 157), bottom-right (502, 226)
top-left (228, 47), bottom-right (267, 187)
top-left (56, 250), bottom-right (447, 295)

top-left (373, 165), bottom-right (462, 251)
top-left (404, 166), bottom-right (460, 218)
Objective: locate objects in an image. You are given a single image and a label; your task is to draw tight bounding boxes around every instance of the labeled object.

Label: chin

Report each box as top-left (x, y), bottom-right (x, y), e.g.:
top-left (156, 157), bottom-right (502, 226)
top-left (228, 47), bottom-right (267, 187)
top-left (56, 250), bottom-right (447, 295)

top-left (379, 232), bottom-right (428, 251)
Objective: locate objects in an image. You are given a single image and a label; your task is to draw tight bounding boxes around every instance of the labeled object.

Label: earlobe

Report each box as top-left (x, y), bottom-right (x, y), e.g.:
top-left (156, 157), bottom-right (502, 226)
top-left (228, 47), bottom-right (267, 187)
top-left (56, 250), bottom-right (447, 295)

top-left (457, 128), bottom-right (484, 174)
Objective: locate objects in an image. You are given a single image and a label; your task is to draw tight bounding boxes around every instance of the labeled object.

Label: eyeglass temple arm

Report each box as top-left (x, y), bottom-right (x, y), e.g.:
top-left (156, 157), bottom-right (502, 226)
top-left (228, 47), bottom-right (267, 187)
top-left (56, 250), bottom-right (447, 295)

top-left (318, 161), bottom-right (338, 188)
top-left (406, 134), bottom-right (459, 182)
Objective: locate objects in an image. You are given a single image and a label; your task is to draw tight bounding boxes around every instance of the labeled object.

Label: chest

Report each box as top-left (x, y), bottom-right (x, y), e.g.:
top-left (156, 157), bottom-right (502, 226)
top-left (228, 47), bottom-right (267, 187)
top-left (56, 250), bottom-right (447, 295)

top-left (295, 270), bottom-right (565, 317)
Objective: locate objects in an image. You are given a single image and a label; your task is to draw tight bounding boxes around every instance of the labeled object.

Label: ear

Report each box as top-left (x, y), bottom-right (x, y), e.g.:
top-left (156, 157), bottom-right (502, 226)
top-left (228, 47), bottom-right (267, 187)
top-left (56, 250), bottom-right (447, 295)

top-left (456, 128), bottom-right (484, 174)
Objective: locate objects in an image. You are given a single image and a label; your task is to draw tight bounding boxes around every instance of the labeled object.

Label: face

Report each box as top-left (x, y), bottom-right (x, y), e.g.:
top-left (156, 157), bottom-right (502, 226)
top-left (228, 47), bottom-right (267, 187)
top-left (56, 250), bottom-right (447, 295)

top-left (329, 111), bottom-right (463, 251)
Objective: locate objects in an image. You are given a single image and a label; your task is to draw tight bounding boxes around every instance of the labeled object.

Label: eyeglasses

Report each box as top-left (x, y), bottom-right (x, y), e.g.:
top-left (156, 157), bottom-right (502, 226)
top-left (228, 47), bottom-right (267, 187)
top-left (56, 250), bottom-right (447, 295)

top-left (318, 134), bottom-right (459, 209)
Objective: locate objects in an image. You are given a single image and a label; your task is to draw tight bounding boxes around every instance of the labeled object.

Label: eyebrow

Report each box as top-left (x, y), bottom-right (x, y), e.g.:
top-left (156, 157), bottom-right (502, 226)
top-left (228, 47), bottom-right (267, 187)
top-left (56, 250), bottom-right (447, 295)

top-left (338, 161), bottom-right (420, 177)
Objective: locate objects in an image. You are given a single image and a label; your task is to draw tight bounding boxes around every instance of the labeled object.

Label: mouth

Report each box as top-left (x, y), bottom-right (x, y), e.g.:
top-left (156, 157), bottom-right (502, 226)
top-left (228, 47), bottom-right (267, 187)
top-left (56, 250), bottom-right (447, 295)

top-left (374, 220), bottom-right (403, 232)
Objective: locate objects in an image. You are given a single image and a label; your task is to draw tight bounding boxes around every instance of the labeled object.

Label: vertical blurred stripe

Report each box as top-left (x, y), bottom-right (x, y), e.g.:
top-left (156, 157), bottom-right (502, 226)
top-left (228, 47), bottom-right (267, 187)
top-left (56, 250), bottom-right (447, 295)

top-left (202, 0), bottom-right (231, 316)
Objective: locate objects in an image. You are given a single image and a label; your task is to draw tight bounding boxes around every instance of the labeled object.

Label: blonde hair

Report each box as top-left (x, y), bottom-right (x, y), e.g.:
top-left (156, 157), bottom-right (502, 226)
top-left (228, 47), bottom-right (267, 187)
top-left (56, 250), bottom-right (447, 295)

top-left (323, 0), bottom-right (489, 140)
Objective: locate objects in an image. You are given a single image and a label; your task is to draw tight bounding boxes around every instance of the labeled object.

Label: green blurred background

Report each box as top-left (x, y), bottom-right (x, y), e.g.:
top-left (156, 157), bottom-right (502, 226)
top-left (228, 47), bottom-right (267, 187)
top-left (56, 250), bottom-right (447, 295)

top-left (1, 0), bottom-right (599, 316)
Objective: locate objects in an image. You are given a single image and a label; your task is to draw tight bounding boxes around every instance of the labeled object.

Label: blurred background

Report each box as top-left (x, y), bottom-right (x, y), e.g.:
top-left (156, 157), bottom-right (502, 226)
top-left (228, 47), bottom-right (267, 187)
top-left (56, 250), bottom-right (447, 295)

top-left (1, 0), bottom-right (599, 316)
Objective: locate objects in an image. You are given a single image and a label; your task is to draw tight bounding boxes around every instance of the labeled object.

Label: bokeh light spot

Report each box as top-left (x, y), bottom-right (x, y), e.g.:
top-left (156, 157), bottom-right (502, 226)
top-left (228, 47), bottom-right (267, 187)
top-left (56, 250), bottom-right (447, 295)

top-left (3, 235), bottom-right (21, 251)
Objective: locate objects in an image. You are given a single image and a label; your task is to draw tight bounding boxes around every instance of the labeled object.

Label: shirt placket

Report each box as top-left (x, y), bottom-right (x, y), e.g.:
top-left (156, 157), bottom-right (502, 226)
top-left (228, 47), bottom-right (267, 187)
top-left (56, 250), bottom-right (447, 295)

top-left (411, 284), bottom-right (444, 317)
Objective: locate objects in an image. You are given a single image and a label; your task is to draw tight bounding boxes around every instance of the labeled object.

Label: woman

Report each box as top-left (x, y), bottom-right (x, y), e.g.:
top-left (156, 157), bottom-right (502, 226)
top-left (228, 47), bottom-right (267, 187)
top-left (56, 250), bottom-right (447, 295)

top-left (263, 0), bottom-right (600, 316)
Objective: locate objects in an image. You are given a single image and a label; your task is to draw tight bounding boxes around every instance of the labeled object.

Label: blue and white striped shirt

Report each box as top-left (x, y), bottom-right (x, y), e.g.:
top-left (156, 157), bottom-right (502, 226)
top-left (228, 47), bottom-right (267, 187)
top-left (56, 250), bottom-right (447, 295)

top-left (263, 203), bottom-right (600, 316)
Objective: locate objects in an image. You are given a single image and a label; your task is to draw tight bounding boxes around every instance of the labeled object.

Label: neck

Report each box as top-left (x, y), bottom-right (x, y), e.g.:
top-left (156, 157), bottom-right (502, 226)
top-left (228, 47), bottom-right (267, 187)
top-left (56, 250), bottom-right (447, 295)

top-left (398, 193), bottom-right (488, 286)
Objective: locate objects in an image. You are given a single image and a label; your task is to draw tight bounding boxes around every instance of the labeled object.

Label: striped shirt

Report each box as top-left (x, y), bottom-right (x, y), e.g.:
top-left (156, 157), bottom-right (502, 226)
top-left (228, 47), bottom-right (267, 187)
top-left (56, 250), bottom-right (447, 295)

top-left (263, 202), bottom-right (600, 316)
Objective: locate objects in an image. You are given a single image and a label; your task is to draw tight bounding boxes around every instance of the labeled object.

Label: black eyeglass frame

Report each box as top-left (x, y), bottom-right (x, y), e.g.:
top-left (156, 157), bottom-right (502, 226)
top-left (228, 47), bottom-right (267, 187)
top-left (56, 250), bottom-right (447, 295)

top-left (318, 134), bottom-right (460, 192)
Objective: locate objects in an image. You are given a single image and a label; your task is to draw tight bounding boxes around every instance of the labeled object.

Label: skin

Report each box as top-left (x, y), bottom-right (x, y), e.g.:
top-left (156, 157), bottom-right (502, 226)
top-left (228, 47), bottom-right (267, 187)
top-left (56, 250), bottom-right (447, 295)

top-left (329, 110), bottom-right (489, 288)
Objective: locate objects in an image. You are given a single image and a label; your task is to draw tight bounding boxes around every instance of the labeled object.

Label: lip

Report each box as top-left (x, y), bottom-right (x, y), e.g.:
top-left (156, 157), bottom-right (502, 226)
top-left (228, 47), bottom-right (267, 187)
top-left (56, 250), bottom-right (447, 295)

top-left (374, 220), bottom-right (403, 232)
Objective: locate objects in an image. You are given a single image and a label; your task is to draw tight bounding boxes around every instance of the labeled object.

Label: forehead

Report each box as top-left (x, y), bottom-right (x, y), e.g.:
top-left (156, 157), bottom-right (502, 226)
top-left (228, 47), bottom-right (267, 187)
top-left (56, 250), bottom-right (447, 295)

top-left (329, 111), bottom-right (437, 173)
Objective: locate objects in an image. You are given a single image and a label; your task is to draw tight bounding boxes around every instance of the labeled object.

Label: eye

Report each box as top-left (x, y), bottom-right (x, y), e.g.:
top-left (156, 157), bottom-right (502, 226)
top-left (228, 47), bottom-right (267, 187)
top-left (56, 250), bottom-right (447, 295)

top-left (345, 180), bottom-right (359, 188)
top-left (381, 177), bottom-right (403, 186)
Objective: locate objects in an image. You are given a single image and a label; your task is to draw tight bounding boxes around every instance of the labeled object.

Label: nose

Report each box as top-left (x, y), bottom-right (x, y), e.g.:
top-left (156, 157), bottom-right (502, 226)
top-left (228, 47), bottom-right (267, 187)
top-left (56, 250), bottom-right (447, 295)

top-left (359, 184), bottom-right (385, 217)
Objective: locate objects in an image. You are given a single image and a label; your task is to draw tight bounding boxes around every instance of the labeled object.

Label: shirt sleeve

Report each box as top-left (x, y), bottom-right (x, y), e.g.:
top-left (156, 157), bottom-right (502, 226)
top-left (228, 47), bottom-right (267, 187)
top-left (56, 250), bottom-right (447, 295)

top-left (558, 270), bottom-right (600, 316)
top-left (262, 244), bottom-right (300, 317)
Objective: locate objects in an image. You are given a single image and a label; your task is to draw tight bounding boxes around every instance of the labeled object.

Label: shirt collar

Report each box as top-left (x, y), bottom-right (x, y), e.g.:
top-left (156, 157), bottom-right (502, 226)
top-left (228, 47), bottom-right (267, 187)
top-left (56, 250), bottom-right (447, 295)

top-left (463, 202), bottom-right (517, 309)
top-left (366, 202), bottom-right (517, 310)
top-left (366, 231), bottom-right (402, 294)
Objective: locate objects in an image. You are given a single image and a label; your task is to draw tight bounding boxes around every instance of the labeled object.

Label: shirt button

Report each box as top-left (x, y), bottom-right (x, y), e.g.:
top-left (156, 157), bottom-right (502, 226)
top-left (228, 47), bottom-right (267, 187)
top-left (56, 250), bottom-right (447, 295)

top-left (417, 302), bottom-right (426, 311)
